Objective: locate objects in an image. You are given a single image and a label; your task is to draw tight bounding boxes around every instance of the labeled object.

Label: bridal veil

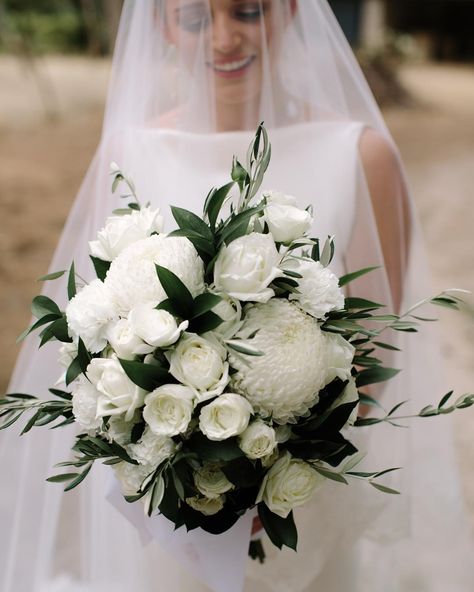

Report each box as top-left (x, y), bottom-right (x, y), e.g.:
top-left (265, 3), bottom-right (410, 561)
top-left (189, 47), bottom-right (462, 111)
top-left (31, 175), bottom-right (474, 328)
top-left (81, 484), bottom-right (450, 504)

top-left (1, 1), bottom-right (472, 590)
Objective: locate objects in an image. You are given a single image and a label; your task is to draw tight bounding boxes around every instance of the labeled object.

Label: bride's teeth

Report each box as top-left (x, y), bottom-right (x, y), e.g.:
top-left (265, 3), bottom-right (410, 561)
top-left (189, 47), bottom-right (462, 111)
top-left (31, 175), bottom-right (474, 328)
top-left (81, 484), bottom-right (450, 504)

top-left (213, 56), bottom-right (253, 72)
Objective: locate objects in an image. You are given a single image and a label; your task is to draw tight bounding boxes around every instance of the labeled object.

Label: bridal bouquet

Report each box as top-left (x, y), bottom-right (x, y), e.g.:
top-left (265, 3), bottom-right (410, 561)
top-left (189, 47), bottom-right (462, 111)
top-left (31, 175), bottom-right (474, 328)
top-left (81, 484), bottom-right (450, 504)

top-left (2, 126), bottom-right (472, 556)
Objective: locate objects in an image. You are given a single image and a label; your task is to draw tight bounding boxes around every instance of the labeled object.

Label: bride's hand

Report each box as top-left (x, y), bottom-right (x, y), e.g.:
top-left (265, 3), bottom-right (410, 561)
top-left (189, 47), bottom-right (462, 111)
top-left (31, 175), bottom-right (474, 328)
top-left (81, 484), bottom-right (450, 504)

top-left (252, 516), bottom-right (263, 536)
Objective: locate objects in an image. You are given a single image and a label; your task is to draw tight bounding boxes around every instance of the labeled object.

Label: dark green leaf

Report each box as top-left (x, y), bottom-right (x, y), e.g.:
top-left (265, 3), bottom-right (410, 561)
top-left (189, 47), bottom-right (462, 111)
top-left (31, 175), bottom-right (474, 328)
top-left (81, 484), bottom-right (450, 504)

top-left (49, 317), bottom-right (73, 343)
top-left (31, 295), bottom-right (61, 319)
top-left (344, 297), bottom-right (383, 310)
top-left (204, 182), bottom-right (235, 229)
top-left (188, 311), bottom-right (224, 334)
top-left (372, 341), bottom-right (401, 352)
top-left (46, 473), bottom-right (79, 483)
top-left (339, 266), bottom-right (379, 287)
top-left (356, 367), bottom-right (401, 388)
top-left (67, 262), bottom-right (76, 300)
top-left (369, 482), bottom-right (400, 495)
top-left (438, 391), bottom-right (454, 409)
top-left (258, 504), bottom-right (298, 551)
top-left (119, 358), bottom-right (170, 392)
top-left (65, 357), bottom-right (82, 385)
top-left (313, 466), bottom-right (348, 484)
top-left (64, 463), bottom-right (93, 492)
top-left (191, 293), bottom-right (222, 318)
top-left (90, 256), bottom-right (111, 281)
top-left (16, 313), bottom-right (61, 343)
top-left (187, 433), bottom-right (243, 462)
top-left (155, 265), bottom-right (194, 318)
top-left (222, 457), bottom-right (260, 488)
top-left (171, 206), bottom-right (214, 242)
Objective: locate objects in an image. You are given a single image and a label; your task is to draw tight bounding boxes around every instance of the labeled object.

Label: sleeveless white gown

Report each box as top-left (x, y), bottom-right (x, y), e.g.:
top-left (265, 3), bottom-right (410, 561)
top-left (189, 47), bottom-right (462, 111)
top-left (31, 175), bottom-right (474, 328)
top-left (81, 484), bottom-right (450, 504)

top-left (3, 121), bottom-right (473, 592)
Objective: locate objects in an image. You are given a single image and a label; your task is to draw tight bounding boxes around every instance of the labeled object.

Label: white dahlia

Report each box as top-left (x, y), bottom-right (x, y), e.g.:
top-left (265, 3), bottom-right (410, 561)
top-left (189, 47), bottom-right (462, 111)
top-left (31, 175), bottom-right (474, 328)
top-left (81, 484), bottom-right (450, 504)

top-left (104, 235), bottom-right (205, 316)
top-left (229, 299), bottom-right (329, 423)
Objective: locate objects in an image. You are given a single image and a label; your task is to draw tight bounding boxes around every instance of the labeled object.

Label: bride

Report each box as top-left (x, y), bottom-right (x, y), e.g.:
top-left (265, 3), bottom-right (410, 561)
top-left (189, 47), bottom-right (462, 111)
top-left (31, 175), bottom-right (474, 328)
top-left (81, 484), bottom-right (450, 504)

top-left (1, 1), bottom-right (472, 591)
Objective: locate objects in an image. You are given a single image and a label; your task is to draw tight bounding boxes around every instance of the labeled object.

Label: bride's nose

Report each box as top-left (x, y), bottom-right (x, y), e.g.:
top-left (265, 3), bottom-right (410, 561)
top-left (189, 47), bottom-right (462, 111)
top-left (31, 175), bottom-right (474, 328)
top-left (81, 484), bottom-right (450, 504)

top-left (212, 14), bottom-right (242, 53)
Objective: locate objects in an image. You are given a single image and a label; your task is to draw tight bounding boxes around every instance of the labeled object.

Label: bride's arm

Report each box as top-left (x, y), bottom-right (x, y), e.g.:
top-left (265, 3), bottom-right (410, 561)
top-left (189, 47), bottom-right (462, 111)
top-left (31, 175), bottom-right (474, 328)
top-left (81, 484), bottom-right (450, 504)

top-left (359, 128), bottom-right (411, 313)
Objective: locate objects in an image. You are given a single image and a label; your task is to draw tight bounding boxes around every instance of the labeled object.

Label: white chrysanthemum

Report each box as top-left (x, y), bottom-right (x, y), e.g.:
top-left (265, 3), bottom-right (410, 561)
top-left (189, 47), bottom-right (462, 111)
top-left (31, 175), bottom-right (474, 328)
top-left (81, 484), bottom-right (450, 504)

top-left (128, 427), bottom-right (176, 468)
top-left (104, 235), bottom-right (205, 315)
top-left (229, 299), bottom-right (329, 423)
top-left (287, 258), bottom-right (345, 319)
top-left (66, 279), bottom-right (118, 353)
top-left (71, 375), bottom-right (101, 431)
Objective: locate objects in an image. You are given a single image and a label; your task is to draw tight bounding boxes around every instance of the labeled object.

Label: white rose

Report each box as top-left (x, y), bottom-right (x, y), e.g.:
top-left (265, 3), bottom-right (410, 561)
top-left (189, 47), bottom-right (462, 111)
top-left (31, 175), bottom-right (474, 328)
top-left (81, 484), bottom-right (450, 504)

top-left (106, 318), bottom-right (150, 360)
top-left (324, 333), bottom-right (355, 385)
top-left (213, 233), bottom-right (281, 303)
top-left (186, 494), bottom-right (225, 516)
top-left (87, 357), bottom-right (145, 421)
top-left (66, 279), bottom-right (118, 354)
top-left (71, 375), bottom-right (101, 431)
top-left (331, 377), bottom-right (360, 426)
top-left (238, 420), bottom-right (277, 460)
top-left (104, 235), bottom-right (205, 316)
top-left (264, 196), bottom-right (312, 243)
top-left (211, 295), bottom-right (242, 339)
top-left (114, 461), bottom-right (151, 496)
top-left (89, 206), bottom-right (163, 262)
top-left (143, 384), bottom-right (195, 437)
top-left (58, 342), bottom-right (78, 368)
top-left (167, 333), bottom-right (229, 403)
top-left (257, 452), bottom-right (325, 518)
top-left (262, 190), bottom-right (298, 206)
top-left (128, 427), bottom-right (176, 468)
top-left (129, 304), bottom-right (188, 349)
top-left (194, 463), bottom-right (234, 499)
top-left (199, 393), bottom-right (252, 441)
top-left (287, 259), bottom-right (345, 319)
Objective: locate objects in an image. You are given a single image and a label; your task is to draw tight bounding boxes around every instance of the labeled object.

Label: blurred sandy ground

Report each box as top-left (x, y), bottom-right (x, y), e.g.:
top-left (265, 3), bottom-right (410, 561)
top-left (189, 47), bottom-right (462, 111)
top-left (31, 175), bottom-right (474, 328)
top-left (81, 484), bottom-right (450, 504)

top-left (0, 55), bottom-right (473, 513)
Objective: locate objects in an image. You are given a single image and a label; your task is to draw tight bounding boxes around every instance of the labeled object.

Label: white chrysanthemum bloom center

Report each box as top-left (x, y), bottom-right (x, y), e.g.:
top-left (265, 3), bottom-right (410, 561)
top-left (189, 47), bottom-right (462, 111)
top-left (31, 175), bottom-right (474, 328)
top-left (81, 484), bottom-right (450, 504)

top-left (229, 299), bottom-right (329, 423)
top-left (104, 235), bottom-right (205, 316)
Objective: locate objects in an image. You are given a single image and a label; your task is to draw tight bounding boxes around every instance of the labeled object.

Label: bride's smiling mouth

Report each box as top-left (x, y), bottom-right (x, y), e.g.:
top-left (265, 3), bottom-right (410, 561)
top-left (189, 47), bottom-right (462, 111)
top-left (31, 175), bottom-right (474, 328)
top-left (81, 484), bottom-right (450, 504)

top-left (208, 55), bottom-right (257, 78)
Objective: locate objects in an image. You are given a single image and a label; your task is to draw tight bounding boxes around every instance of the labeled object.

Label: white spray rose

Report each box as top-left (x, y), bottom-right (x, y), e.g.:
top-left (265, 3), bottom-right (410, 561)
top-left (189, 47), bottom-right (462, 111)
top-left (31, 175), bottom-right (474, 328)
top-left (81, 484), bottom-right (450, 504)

top-left (213, 233), bottom-right (281, 303)
top-left (167, 333), bottom-right (229, 403)
top-left (129, 304), bottom-right (188, 349)
top-left (186, 494), bottom-right (224, 516)
top-left (263, 192), bottom-right (313, 244)
top-left (143, 384), bottom-right (195, 437)
top-left (287, 258), bottom-right (345, 319)
top-left (66, 279), bottom-right (118, 354)
top-left (71, 375), bottom-right (101, 431)
top-left (128, 427), bottom-right (176, 468)
top-left (106, 318), bottom-right (149, 359)
top-left (324, 333), bottom-right (355, 385)
top-left (104, 235), bottom-right (205, 316)
top-left (87, 357), bottom-right (145, 421)
top-left (194, 463), bottom-right (234, 499)
top-left (257, 452), bottom-right (325, 518)
top-left (238, 420), bottom-right (277, 460)
top-left (89, 206), bottom-right (164, 262)
top-left (199, 393), bottom-right (253, 441)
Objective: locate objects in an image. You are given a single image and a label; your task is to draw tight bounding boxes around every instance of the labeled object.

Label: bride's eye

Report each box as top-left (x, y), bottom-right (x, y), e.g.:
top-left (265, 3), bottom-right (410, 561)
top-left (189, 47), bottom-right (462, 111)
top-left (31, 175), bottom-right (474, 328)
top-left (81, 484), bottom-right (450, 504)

top-left (233, 3), bottom-right (265, 22)
top-left (176, 6), bottom-right (211, 33)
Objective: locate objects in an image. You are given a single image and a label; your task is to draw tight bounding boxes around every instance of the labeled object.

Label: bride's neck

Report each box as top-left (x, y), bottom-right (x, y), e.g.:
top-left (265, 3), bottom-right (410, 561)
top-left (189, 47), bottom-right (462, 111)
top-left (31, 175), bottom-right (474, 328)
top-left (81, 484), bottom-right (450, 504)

top-left (215, 96), bottom-right (261, 133)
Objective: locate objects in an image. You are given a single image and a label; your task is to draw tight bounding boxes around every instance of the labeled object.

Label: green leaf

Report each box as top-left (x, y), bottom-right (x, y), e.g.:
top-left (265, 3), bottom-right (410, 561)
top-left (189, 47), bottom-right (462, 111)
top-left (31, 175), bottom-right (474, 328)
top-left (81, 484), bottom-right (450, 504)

top-left (145, 474), bottom-right (166, 516)
top-left (49, 317), bottom-right (73, 343)
top-left (191, 293), bottom-right (222, 318)
top-left (344, 297), bottom-right (383, 310)
top-left (358, 393), bottom-right (384, 409)
top-left (46, 472), bottom-right (79, 483)
top-left (64, 463), bottom-right (93, 492)
top-left (119, 359), bottom-right (170, 392)
top-left (369, 481), bottom-right (400, 495)
top-left (155, 265), bottom-right (194, 318)
top-left (218, 204), bottom-right (265, 246)
top-left (167, 229), bottom-right (215, 258)
top-left (313, 466), bottom-right (348, 484)
top-left (37, 270), bottom-right (67, 282)
top-left (171, 206), bottom-right (214, 243)
top-left (90, 256), bottom-right (111, 281)
top-left (354, 417), bottom-right (383, 427)
top-left (187, 433), bottom-right (243, 462)
top-left (65, 357), bottom-right (82, 385)
top-left (16, 313), bottom-right (61, 343)
top-left (188, 311), bottom-right (224, 334)
top-left (31, 295), bottom-right (61, 319)
top-left (204, 182), bottom-right (235, 230)
top-left (339, 266), bottom-right (379, 287)
top-left (67, 262), bottom-right (76, 300)
top-left (356, 367), bottom-right (401, 388)
top-left (225, 340), bottom-right (264, 357)
top-left (320, 236), bottom-right (335, 267)
top-left (222, 457), bottom-right (260, 488)
top-left (258, 504), bottom-right (298, 551)
top-left (438, 391), bottom-right (454, 409)
top-left (372, 341), bottom-right (401, 352)
top-left (77, 338), bottom-right (92, 373)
